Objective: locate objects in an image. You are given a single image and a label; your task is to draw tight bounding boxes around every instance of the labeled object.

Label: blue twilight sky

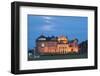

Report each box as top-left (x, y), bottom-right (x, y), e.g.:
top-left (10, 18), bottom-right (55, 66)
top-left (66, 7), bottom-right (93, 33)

top-left (28, 15), bottom-right (88, 49)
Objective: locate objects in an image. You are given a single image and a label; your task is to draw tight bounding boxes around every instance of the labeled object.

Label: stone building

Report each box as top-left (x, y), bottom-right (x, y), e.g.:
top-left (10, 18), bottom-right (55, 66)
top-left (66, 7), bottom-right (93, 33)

top-left (36, 34), bottom-right (79, 55)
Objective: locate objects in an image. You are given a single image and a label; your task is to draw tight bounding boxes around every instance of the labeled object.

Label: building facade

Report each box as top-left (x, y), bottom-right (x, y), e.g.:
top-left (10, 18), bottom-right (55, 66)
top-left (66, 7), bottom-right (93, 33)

top-left (36, 34), bottom-right (79, 55)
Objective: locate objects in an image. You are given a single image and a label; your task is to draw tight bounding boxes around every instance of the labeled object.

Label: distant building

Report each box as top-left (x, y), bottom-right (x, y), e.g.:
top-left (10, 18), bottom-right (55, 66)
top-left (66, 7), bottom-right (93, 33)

top-left (36, 34), bottom-right (79, 55)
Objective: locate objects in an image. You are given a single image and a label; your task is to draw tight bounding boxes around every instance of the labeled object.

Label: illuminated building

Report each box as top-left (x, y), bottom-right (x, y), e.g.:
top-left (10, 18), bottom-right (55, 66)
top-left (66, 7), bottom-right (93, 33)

top-left (36, 34), bottom-right (79, 55)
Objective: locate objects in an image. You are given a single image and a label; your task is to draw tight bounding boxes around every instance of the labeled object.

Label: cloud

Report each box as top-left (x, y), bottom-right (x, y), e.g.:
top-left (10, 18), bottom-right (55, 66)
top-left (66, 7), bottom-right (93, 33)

top-left (43, 17), bottom-right (52, 20)
top-left (45, 20), bottom-right (51, 23)
top-left (41, 25), bottom-right (55, 31)
top-left (41, 16), bottom-right (55, 31)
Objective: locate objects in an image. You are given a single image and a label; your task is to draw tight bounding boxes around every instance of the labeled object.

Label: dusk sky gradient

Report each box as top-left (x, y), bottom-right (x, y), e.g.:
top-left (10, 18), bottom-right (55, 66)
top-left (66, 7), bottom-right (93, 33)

top-left (28, 15), bottom-right (88, 49)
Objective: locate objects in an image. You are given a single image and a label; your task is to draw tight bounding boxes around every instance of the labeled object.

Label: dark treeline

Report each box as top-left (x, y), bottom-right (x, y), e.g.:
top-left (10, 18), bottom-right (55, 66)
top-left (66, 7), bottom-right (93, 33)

top-left (79, 40), bottom-right (88, 54)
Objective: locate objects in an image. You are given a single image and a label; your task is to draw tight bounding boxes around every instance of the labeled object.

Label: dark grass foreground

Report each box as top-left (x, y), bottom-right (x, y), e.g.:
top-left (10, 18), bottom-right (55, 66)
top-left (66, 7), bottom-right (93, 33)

top-left (28, 53), bottom-right (87, 61)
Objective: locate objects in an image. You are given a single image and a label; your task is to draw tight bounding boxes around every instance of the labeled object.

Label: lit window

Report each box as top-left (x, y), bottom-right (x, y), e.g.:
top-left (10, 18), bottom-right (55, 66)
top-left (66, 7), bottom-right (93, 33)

top-left (41, 43), bottom-right (45, 47)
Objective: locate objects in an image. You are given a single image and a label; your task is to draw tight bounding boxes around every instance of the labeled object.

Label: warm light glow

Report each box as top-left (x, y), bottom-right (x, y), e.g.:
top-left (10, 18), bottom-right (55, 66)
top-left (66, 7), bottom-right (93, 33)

top-left (37, 35), bottom-right (79, 54)
top-left (58, 36), bottom-right (68, 43)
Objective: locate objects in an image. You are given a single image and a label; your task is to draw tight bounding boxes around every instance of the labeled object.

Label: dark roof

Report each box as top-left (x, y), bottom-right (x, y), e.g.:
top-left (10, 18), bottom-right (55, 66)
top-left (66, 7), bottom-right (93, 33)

top-left (68, 40), bottom-right (73, 43)
top-left (46, 36), bottom-right (57, 41)
top-left (36, 35), bottom-right (46, 42)
top-left (74, 38), bottom-right (78, 42)
top-left (38, 35), bottom-right (46, 38)
top-left (36, 35), bottom-right (58, 42)
top-left (68, 38), bottom-right (78, 43)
